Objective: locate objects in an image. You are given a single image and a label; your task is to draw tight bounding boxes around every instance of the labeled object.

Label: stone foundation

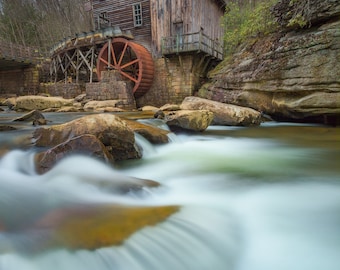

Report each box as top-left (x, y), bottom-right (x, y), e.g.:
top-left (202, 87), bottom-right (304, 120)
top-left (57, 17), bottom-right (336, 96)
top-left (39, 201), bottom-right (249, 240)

top-left (0, 66), bottom-right (40, 95)
top-left (86, 71), bottom-right (136, 109)
top-left (43, 83), bottom-right (84, 99)
top-left (136, 55), bottom-right (210, 107)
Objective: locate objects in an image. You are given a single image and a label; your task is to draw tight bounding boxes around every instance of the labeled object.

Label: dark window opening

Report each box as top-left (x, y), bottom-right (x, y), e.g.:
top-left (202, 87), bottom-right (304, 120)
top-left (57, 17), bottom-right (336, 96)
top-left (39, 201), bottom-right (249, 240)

top-left (133, 3), bottom-right (143, 27)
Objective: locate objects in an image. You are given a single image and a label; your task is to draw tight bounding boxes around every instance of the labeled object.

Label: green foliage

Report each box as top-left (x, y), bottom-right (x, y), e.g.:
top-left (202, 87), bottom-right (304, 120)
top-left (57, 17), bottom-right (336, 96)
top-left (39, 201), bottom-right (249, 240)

top-left (287, 13), bottom-right (307, 28)
top-left (289, 0), bottom-right (299, 5)
top-left (287, 0), bottom-right (310, 29)
top-left (222, 0), bottom-right (279, 56)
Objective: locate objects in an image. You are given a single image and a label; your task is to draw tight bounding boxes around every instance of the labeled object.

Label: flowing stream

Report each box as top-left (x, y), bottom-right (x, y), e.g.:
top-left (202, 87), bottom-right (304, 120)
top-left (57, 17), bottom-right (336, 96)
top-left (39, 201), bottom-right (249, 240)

top-left (0, 111), bottom-right (339, 270)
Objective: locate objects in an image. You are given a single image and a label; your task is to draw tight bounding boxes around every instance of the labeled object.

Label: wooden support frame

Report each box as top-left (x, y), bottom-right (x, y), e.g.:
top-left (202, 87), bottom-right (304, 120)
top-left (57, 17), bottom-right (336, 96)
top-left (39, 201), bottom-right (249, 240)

top-left (50, 45), bottom-right (98, 84)
top-left (49, 26), bottom-right (136, 85)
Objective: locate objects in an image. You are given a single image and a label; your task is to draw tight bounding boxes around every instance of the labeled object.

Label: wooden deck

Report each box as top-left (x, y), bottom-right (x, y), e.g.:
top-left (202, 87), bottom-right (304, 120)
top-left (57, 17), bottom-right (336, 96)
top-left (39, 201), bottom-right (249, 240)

top-left (161, 31), bottom-right (224, 60)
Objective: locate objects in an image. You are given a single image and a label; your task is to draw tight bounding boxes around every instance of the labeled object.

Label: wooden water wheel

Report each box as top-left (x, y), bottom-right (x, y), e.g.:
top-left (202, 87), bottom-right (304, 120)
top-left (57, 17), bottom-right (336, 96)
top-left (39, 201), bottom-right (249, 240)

top-left (97, 38), bottom-right (154, 98)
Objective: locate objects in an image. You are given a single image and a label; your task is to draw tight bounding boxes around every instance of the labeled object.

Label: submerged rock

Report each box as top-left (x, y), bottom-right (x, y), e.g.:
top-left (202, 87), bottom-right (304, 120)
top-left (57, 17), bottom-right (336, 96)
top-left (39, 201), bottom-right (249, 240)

top-left (0, 125), bottom-right (16, 131)
top-left (154, 110), bottom-right (165, 119)
top-left (12, 110), bottom-right (47, 125)
top-left (35, 134), bottom-right (114, 174)
top-left (0, 221), bottom-right (5, 231)
top-left (33, 204), bottom-right (179, 250)
top-left (181, 96), bottom-right (262, 126)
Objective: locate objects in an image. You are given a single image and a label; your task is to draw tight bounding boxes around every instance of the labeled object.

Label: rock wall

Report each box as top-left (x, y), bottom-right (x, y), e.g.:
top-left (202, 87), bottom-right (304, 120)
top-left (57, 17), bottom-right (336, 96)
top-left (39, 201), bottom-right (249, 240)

top-left (86, 71), bottom-right (136, 109)
top-left (0, 66), bottom-right (40, 95)
top-left (44, 83), bottom-right (84, 99)
top-left (200, 0), bottom-right (340, 124)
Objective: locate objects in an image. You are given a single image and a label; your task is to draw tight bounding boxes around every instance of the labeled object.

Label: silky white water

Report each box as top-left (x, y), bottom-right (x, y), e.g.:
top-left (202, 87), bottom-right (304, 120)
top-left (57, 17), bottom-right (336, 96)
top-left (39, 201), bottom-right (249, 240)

top-left (0, 121), bottom-right (340, 270)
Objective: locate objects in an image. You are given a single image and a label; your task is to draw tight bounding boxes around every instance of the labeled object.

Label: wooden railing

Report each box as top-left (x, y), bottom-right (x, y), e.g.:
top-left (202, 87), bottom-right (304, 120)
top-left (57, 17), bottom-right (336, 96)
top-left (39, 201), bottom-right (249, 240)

top-left (0, 40), bottom-right (43, 62)
top-left (161, 31), bottom-right (224, 60)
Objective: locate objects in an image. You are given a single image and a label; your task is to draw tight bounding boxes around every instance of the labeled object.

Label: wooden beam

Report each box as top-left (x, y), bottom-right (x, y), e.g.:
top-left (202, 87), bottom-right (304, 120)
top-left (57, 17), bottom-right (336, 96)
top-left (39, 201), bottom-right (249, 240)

top-left (178, 55), bottom-right (184, 76)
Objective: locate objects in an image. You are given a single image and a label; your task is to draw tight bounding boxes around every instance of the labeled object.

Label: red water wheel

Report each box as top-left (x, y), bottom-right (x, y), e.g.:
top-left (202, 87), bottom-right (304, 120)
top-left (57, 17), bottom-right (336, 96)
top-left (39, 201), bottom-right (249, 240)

top-left (97, 38), bottom-right (154, 97)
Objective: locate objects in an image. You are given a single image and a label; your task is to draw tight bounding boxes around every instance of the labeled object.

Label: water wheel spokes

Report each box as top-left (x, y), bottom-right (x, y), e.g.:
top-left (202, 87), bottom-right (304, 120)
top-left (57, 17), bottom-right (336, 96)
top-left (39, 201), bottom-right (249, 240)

top-left (97, 38), bottom-right (154, 97)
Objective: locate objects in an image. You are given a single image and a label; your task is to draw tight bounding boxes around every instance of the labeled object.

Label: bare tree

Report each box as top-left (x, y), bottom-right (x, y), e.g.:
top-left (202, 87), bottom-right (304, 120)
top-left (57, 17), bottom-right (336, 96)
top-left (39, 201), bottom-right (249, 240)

top-left (0, 0), bottom-right (92, 49)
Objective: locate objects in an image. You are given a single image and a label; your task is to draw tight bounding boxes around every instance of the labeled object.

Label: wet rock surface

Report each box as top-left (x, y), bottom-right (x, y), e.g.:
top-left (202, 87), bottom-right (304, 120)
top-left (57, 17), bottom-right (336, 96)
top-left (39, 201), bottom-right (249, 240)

top-left (165, 109), bottom-right (214, 132)
top-left (33, 114), bottom-right (141, 161)
top-left (181, 96), bottom-right (262, 126)
top-left (35, 134), bottom-right (114, 174)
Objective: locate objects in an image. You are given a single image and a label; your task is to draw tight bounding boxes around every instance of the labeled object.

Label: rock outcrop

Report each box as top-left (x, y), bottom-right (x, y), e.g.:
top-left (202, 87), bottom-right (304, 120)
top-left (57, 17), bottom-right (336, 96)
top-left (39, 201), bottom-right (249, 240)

top-left (200, 0), bottom-right (340, 124)
top-left (272, 0), bottom-right (340, 29)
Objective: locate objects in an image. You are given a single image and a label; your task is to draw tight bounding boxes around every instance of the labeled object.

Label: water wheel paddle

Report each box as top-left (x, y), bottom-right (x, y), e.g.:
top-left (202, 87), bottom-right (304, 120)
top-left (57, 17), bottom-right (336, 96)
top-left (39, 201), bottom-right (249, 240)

top-left (97, 38), bottom-right (154, 97)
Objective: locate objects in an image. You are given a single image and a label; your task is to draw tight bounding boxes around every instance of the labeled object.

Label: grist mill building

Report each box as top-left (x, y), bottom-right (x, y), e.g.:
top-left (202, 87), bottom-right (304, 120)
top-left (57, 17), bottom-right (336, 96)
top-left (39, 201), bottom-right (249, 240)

top-left (50, 0), bottom-right (225, 107)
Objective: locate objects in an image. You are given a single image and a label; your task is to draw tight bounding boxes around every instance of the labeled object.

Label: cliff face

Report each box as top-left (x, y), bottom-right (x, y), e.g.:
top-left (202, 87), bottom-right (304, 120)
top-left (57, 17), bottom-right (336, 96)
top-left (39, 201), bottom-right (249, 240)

top-left (200, 0), bottom-right (340, 123)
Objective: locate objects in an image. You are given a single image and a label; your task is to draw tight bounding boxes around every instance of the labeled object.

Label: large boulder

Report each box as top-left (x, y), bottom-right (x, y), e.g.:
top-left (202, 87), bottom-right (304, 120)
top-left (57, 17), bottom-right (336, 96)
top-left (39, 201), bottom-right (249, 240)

top-left (180, 96), bottom-right (262, 126)
top-left (14, 96), bottom-right (74, 111)
top-left (165, 109), bottom-right (214, 132)
top-left (33, 114), bottom-right (141, 161)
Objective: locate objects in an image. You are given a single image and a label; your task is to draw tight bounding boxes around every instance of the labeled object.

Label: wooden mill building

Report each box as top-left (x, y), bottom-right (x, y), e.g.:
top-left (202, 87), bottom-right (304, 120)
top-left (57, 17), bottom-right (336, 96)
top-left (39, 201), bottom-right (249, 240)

top-left (50, 0), bottom-right (225, 106)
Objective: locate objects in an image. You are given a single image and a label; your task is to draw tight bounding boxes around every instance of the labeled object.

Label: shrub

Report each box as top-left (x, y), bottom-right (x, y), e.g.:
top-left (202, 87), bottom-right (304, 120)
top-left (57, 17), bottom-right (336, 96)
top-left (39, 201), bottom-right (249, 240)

top-left (222, 0), bottom-right (279, 56)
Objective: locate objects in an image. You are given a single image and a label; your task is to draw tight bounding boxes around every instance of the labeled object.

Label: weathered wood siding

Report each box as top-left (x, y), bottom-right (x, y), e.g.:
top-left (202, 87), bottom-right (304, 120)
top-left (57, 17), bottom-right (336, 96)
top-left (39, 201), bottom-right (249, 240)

top-left (149, 0), bottom-right (171, 56)
top-left (92, 0), bottom-right (224, 56)
top-left (92, 0), bottom-right (152, 50)
top-left (150, 0), bottom-right (224, 56)
top-left (90, 0), bottom-right (226, 107)
top-left (199, 0), bottom-right (225, 42)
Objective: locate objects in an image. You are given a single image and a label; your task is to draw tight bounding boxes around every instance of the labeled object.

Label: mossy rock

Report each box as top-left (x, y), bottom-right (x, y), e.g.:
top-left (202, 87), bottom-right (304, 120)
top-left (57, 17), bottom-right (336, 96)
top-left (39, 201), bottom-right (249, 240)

top-left (34, 204), bottom-right (179, 250)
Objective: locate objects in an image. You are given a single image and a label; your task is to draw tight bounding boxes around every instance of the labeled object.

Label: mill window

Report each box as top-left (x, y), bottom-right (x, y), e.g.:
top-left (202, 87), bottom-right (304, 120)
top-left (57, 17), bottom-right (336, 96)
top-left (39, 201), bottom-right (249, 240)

top-left (133, 3), bottom-right (143, 27)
